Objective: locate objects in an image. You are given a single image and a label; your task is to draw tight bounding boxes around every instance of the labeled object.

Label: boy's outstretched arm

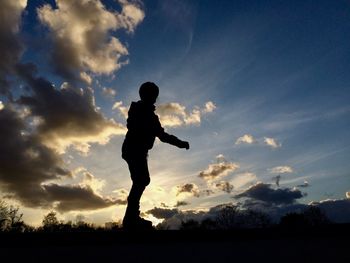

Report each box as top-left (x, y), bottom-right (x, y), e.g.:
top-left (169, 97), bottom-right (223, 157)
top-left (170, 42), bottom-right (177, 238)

top-left (158, 131), bottom-right (190, 149)
top-left (155, 116), bottom-right (189, 149)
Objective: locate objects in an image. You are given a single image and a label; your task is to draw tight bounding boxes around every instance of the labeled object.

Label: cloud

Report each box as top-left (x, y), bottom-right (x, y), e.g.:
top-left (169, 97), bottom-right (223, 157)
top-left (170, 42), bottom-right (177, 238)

top-left (37, 0), bottom-right (144, 82)
top-left (215, 181), bottom-right (234, 193)
top-left (235, 134), bottom-right (256, 145)
top-left (0, 101), bottom-right (4, 111)
top-left (235, 135), bottom-right (281, 149)
top-left (200, 189), bottom-right (215, 196)
top-left (0, 106), bottom-right (125, 212)
top-left (17, 64), bottom-right (126, 154)
top-left (42, 183), bottom-right (123, 213)
top-left (235, 182), bottom-right (305, 205)
top-left (112, 101), bottom-right (128, 118)
top-left (231, 172), bottom-right (257, 189)
top-left (176, 183), bottom-right (200, 198)
top-left (73, 167), bottom-right (107, 193)
top-left (147, 197), bottom-right (350, 229)
top-left (112, 100), bottom-right (216, 127)
top-left (156, 101), bottom-right (215, 127)
top-left (263, 137), bottom-right (281, 148)
top-left (273, 175), bottom-right (281, 187)
top-left (79, 72), bottom-right (92, 85)
top-left (347, 192), bottom-right (350, 199)
top-left (146, 207), bottom-right (179, 219)
top-left (269, 166), bottom-right (293, 174)
top-left (309, 199), bottom-right (350, 223)
top-left (0, 108), bottom-right (126, 212)
top-left (0, 0), bottom-right (27, 98)
top-left (297, 181), bottom-right (309, 188)
top-left (146, 207), bottom-right (210, 229)
top-left (175, 201), bottom-right (189, 207)
top-left (203, 101), bottom-right (216, 113)
top-left (199, 155), bottom-right (239, 181)
top-left (102, 87), bottom-right (116, 98)
top-left (0, 106), bottom-right (69, 207)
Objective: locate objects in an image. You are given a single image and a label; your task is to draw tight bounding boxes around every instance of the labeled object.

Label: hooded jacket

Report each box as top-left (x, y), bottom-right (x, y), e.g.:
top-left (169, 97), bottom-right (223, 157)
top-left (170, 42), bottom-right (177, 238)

top-left (122, 100), bottom-right (183, 158)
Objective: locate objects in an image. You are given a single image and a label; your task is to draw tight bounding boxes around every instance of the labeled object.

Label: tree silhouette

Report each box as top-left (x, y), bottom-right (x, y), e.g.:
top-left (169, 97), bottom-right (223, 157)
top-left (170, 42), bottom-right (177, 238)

top-left (302, 206), bottom-right (330, 226)
top-left (0, 200), bottom-right (26, 232)
top-left (216, 205), bottom-right (240, 229)
top-left (280, 206), bottom-right (331, 228)
top-left (200, 218), bottom-right (217, 230)
top-left (42, 211), bottom-right (59, 231)
top-left (240, 210), bottom-right (271, 228)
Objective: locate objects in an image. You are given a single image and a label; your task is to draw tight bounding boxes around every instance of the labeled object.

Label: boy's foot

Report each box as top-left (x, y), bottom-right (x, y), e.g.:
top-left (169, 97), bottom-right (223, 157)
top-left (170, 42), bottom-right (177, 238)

top-left (123, 217), bottom-right (153, 230)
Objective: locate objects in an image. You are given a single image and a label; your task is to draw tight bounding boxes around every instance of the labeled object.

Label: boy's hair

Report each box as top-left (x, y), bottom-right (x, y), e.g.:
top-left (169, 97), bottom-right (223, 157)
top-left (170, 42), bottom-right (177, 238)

top-left (139, 82), bottom-right (159, 102)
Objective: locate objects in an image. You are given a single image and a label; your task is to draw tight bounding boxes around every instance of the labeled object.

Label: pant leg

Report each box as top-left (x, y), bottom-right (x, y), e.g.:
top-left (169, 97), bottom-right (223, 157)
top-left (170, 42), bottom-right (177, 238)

top-left (124, 156), bottom-right (150, 220)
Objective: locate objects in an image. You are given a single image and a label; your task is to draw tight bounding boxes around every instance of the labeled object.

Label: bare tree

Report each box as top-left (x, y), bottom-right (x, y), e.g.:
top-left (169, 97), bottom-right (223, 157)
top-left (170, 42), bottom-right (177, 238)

top-left (42, 211), bottom-right (59, 231)
top-left (216, 205), bottom-right (240, 229)
top-left (0, 200), bottom-right (25, 232)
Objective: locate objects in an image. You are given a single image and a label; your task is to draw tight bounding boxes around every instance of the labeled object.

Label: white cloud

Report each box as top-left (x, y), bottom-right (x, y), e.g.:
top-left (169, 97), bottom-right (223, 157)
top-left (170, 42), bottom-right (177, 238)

top-left (234, 135), bottom-right (282, 149)
top-left (203, 101), bottom-right (216, 113)
top-left (117, 0), bottom-right (145, 32)
top-left (346, 192), bottom-right (350, 199)
top-left (156, 101), bottom-right (216, 127)
top-left (102, 87), bottom-right (116, 98)
top-left (37, 0), bottom-right (144, 81)
top-left (235, 134), bottom-right (256, 145)
top-left (18, 78), bottom-right (127, 155)
top-left (199, 155), bottom-right (239, 181)
top-left (0, 101), bottom-right (4, 111)
top-left (269, 166), bottom-right (293, 174)
top-left (264, 137), bottom-right (281, 148)
top-left (79, 72), bottom-right (92, 85)
top-left (215, 154), bottom-right (226, 163)
top-left (231, 172), bottom-right (257, 189)
top-left (112, 101), bottom-right (128, 118)
top-left (111, 100), bottom-right (215, 127)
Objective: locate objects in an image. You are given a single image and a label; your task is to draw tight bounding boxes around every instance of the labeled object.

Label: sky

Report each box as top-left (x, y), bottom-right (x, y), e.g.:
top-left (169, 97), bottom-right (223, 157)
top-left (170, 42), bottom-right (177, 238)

top-left (0, 0), bottom-right (350, 228)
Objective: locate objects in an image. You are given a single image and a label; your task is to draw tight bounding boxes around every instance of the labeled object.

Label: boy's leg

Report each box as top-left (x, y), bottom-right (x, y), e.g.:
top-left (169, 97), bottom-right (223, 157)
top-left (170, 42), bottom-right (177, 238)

top-left (123, 156), bottom-right (151, 227)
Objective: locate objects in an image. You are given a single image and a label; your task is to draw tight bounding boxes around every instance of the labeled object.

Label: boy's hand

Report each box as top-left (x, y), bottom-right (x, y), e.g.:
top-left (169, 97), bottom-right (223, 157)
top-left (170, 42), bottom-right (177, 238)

top-left (179, 141), bottom-right (190, 150)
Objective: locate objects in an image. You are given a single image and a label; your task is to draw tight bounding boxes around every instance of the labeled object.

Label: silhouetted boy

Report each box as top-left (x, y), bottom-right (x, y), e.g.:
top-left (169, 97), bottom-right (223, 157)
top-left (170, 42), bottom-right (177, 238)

top-left (122, 82), bottom-right (190, 229)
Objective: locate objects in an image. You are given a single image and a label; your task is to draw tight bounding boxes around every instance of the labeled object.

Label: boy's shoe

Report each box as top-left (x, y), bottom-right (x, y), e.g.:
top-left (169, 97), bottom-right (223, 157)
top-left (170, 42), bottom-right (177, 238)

top-left (123, 216), bottom-right (153, 230)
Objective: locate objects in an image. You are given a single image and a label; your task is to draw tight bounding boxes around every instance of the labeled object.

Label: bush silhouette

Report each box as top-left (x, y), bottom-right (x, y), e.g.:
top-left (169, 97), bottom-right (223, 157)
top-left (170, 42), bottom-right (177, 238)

top-left (0, 200), bottom-right (28, 232)
top-left (280, 206), bottom-right (330, 228)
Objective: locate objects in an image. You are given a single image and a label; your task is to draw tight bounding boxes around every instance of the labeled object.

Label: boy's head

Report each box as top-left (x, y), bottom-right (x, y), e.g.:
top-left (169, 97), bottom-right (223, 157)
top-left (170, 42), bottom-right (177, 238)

top-left (139, 82), bottom-right (159, 104)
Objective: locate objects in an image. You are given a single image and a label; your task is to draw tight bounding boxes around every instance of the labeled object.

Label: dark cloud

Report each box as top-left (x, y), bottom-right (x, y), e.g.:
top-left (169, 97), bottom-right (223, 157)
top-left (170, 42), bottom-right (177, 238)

top-left (0, 0), bottom-right (26, 98)
top-left (0, 106), bottom-right (122, 212)
top-left (310, 199), bottom-right (350, 223)
top-left (234, 182), bottom-right (305, 205)
top-left (43, 184), bottom-right (124, 213)
top-left (0, 106), bottom-right (70, 208)
top-left (296, 181), bottom-right (309, 188)
top-left (16, 63), bottom-right (125, 154)
top-left (146, 207), bottom-right (179, 219)
top-left (215, 181), bottom-right (234, 193)
top-left (147, 198), bottom-right (350, 229)
top-left (146, 207), bottom-right (209, 229)
top-left (273, 175), bottom-right (281, 187)
top-left (175, 201), bottom-right (189, 207)
top-left (176, 183), bottom-right (200, 197)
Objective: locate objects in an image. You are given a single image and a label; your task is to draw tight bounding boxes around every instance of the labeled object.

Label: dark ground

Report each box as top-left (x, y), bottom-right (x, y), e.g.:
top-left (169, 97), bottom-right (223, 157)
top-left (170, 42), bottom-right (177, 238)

top-left (1, 225), bottom-right (349, 262)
